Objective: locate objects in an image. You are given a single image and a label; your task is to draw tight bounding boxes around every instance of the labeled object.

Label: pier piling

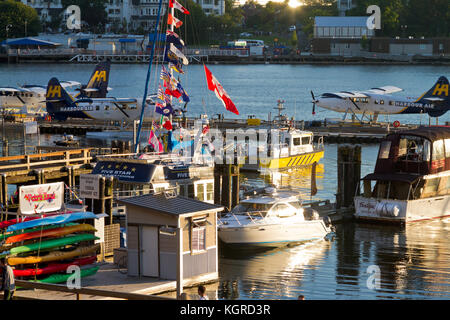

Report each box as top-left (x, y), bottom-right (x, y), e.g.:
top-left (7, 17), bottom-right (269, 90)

top-left (336, 145), bottom-right (361, 209)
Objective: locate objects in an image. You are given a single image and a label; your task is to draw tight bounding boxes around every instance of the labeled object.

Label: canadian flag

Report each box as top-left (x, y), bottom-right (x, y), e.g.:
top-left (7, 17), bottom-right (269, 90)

top-left (204, 65), bottom-right (239, 115)
top-left (167, 13), bottom-right (183, 28)
top-left (169, 0), bottom-right (190, 14)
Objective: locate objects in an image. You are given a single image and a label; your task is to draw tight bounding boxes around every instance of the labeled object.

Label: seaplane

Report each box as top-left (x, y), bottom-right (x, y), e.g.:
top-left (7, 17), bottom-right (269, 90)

top-left (0, 61), bottom-right (111, 117)
top-left (46, 77), bottom-right (157, 122)
top-left (311, 76), bottom-right (449, 122)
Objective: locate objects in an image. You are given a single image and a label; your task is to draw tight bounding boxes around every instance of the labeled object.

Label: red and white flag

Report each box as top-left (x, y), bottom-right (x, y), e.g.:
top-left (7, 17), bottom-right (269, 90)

top-left (169, 0), bottom-right (190, 15)
top-left (167, 13), bottom-right (183, 28)
top-left (204, 65), bottom-right (239, 115)
top-left (148, 129), bottom-right (163, 153)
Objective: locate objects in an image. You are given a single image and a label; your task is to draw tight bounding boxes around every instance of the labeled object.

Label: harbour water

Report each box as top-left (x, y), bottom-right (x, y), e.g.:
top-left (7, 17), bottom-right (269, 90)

top-left (1, 63), bottom-right (450, 299)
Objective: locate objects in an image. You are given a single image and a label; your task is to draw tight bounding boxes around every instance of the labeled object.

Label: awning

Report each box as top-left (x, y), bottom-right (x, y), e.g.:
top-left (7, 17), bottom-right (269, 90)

top-left (362, 173), bottom-right (420, 184)
top-left (92, 161), bottom-right (156, 183)
top-left (2, 37), bottom-right (61, 47)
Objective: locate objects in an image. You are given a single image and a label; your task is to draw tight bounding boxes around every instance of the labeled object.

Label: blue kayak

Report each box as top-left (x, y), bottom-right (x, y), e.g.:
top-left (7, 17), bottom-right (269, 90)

top-left (7, 212), bottom-right (99, 232)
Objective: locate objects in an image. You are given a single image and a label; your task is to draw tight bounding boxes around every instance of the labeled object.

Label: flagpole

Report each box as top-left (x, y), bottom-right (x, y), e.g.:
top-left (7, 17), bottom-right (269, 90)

top-left (168, 0), bottom-right (175, 152)
top-left (134, 0), bottom-right (165, 153)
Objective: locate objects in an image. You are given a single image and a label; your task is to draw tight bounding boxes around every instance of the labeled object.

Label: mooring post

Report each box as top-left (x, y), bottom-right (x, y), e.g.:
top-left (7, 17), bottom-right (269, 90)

top-left (213, 165), bottom-right (221, 205)
top-left (105, 176), bottom-right (114, 225)
top-left (337, 145), bottom-right (361, 209)
top-left (221, 164), bottom-right (232, 211)
top-left (2, 140), bottom-right (8, 157)
top-left (231, 165), bottom-right (240, 208)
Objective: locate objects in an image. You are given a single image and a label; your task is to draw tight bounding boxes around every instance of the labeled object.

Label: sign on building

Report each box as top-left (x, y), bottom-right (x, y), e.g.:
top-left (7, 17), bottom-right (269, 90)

top-left (19, 182), bottom-right (64, 215)
top-left (25, 121), bottom-right (38, 135)
top-left (80, 174), bottom-right (102, 199)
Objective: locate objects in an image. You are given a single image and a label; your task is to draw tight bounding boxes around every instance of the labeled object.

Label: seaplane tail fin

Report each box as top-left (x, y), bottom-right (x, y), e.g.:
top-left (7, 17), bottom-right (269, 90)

top-left (46, 77), bottom-right (74, 120)
top-left (83, 61), bottom-right (111, 98)
top-left (418, 76), bottom-right (450, 117)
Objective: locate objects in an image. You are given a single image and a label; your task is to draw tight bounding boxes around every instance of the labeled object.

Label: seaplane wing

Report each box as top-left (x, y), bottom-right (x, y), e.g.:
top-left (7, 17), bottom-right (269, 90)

top-left (60, 81), bottom-right (82, 88)
top-left (321, 91), bottom-right (369, 99)
top-left (0, 87), bottom-right (21, 94)
top-left (422, 97), bottom-right (445, 102)
top-left (365, 86), bottom-right (403, 95)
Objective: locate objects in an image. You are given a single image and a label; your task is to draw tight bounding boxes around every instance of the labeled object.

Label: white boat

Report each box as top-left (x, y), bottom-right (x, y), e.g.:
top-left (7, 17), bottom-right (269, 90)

top-left (354, 126), bottom-right (450, 223)
top-left (218, 188), bottom-right (334, 247)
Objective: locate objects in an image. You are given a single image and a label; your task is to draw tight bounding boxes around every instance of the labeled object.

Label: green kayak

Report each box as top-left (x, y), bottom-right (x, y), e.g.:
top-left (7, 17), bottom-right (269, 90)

top-left (10, 233), bottom-right (98, 255)
top-left (36, 265), bottom-right (100, 284)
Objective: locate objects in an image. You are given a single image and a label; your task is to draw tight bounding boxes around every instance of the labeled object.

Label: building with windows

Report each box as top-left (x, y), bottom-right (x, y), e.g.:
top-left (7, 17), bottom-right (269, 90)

top-left (194, 0), bottom-right (225, 15)
top-left (314, 16), bottom-right (375, 39)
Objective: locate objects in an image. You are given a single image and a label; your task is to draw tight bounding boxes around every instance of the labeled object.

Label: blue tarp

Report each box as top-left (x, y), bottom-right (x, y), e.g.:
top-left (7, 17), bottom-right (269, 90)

top-left (119, 38), bottom-right (136, 43)
top-left (7, 212), bottom-right (98, 232)
top-left (1, 37), bottom-right (61, 47)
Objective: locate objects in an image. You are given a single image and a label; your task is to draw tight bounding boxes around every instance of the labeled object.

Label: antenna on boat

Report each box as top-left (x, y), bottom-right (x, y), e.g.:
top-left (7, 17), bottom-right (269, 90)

top-left (134, 0), bottom-right (165, 153)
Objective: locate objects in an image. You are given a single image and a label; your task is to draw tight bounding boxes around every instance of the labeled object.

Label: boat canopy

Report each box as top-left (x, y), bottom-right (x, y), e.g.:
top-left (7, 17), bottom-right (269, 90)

top-left (362, 173), bottom-right (420, 184)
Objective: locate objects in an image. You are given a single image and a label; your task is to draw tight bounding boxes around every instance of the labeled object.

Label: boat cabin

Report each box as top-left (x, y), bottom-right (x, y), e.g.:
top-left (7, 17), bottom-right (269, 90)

top-left (91, 154), bottom-right (215, 204)
top-left (361, 127), bottom-right (450, 201)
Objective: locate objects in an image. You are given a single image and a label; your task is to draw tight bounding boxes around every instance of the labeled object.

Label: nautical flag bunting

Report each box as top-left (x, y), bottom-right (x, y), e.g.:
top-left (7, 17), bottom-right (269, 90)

top-left (169, 0), bottom-right (190, 15)
top-left (167, 13), bottom-right (183, 28)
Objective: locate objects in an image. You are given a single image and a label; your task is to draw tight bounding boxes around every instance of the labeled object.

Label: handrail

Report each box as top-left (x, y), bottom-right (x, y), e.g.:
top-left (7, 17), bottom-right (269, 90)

top-left (14, 280), bottom-right (175, 300)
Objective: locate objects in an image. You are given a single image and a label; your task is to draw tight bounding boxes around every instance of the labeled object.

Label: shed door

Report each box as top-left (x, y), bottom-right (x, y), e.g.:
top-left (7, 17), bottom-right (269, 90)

top-left (141, 226), bottom-right (159, 277)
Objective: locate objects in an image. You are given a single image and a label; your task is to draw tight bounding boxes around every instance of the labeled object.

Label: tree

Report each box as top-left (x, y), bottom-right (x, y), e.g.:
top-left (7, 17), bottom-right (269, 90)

top-left (0, 0), bottom-right (41, 40)
top-left (61, 0), bottom-right (108, 32)
top-left (291, 30), bottom-right (298, 47)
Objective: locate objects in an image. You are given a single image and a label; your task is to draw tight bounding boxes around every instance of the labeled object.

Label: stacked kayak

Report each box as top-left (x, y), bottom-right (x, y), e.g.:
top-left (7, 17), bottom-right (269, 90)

top-left (0, 212), bottom-right (101, 284)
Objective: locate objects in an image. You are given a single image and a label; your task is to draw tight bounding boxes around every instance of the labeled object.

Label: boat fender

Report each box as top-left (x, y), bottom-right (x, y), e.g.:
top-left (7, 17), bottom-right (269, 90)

top-left (390, 204), bottom-right (400, 217)
top-left (323, 216), bottom-right (332, 227)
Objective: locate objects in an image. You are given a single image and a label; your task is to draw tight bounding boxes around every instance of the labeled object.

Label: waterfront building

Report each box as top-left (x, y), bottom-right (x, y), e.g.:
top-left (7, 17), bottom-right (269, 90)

top-left (314, 16), bottom-right (375, 39)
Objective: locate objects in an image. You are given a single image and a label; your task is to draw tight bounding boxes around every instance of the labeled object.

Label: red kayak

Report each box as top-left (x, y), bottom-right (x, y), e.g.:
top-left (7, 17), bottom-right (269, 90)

top-left (13, 256), bottom-right (97, 277)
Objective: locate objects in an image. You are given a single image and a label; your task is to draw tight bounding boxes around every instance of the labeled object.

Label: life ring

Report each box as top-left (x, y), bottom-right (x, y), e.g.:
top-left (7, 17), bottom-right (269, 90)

top-left (393, 120), bottom-right (400, 128)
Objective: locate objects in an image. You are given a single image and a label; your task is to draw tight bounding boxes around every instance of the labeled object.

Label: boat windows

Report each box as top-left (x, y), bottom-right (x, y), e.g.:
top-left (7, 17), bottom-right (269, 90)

top-left (293, 138), bottom-right (301, 146)
top-left (231, 203), bottom-right (270, 217)
top-left (271, 203), bottom-right (295, 218)
top-left (302, 137), bottom-right (310, 145)
top-left (104, 105), bottom-right (109, 110)
top-left (378, 141), bottom-right (391, 159)
top-left (432, 140), bottom-right (445, 161)
top-left (445, 139), bottom-right (450, 158)
top-left (288, 201), bottom-right (302, 210)
top-left (398, 136), bottom-right (430, 162)
top-left (380, 100), bottom-right (384, 105)
top-left (96, 105), bottom-right (100, 111)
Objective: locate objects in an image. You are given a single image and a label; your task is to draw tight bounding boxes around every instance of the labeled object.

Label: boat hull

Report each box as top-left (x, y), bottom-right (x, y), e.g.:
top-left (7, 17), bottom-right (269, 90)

top-left (218, 220), bottom-right (331, 248)
top-left (354, 195), bottom-right (450, 223)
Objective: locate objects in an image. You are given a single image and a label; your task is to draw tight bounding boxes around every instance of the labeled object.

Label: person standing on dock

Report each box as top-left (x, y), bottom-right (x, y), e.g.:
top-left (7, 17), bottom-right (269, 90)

top-left (0, 258), bottom-right (15, 300)
top-left (198, 285), bottom-right (209, 300)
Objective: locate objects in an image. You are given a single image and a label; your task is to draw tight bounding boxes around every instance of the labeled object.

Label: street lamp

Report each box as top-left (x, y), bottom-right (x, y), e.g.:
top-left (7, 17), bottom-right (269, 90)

top-left (400, 25), bottom-right (407, 38)
top-left (5, 24), bottom-right (12, 39)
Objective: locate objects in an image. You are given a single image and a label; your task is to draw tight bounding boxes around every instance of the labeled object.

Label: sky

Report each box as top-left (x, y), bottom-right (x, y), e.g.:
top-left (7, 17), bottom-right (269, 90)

top-left (237, 0), bottom-right (305, 8)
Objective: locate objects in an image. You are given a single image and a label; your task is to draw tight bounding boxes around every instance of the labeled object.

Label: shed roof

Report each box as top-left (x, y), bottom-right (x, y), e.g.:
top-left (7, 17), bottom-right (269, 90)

top-left (117, 193), bottom-right (224, 216)
top-left (315, 16), bottom-right (369, 27)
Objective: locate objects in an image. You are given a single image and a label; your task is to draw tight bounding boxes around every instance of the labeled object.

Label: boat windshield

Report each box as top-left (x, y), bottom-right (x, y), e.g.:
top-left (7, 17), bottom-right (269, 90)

top-left (231, 203), bottom-right (271, 217)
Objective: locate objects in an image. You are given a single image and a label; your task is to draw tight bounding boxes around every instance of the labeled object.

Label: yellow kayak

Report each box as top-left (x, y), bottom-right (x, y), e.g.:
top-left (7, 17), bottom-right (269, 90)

top-left (7, 244), bottom-right (100, 266)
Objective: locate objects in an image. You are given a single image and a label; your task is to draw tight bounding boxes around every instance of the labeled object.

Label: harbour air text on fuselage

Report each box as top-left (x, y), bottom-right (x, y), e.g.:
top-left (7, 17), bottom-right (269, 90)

top-left (313, 76), bottom-right (449, 118)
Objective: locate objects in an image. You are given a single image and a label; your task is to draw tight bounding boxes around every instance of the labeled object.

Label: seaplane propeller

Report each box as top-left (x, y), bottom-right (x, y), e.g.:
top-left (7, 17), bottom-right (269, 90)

top-left (311, 91), bottom-right (318, 115)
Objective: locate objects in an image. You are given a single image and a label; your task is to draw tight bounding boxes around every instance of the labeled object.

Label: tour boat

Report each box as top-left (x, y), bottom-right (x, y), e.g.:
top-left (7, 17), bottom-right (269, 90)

top-left (354, 126), bottom-right (450, 223)
top-left (218, 187), bottom-right (334, 247)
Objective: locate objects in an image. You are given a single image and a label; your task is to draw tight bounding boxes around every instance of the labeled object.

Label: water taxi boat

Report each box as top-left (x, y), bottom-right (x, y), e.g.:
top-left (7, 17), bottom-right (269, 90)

top-left (218, 188), bottom-right (334, 247)
top-left (354, 126), bottom-right (450, 223)
top-left (238, 100), bottom-right (324, 172)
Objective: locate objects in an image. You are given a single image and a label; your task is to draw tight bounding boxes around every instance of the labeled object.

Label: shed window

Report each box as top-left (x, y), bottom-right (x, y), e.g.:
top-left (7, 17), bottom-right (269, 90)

top-left (191, 226), bottom-right (206, 252)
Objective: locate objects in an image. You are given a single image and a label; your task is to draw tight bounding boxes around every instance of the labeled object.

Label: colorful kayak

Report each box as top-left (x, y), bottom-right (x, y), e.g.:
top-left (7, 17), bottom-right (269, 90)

top-left (6, 224), bottom-right (96, 245)
top-left (35, 265), bottom-right (99, 284)
top-left (10, 233), bottom-right (98, 255)
top-left (13, 256), bottom-right (97, 277)
top-left (7, 212), bottom-right (98, 232)
top-left (7, 244), bottom-right (100, 266)
top-left (0, 223), bottom-right (78, 241)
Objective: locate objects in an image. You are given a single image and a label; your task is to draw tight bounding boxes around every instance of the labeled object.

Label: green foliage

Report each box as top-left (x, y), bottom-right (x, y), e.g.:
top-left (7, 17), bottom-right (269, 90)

top-left (291, 30), bottom-right (298, 47)
top-left (61, 0), bottom-right (108, 31)
top-left (0, 0), bottom-right (41, 40)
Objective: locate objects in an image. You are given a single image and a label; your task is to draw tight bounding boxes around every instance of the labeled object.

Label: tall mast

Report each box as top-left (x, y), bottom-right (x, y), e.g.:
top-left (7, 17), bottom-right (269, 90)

top-left (134, 0), bottom-right (165, 153)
